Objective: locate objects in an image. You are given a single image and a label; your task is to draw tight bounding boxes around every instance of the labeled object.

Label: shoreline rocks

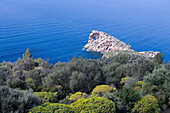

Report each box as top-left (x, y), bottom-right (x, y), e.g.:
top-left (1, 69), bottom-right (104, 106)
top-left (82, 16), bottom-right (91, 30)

top-left (83, 30), bottom-right (160, 59)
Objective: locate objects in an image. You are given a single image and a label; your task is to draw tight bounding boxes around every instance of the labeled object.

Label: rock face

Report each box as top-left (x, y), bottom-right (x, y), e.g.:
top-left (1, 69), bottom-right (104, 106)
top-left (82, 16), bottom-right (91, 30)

top-left (84, 30), bottom-right (134, 53)
top-left (139, 51), bottom-right (160, 59)
top-left (83, 30), bottom-right (160, 59)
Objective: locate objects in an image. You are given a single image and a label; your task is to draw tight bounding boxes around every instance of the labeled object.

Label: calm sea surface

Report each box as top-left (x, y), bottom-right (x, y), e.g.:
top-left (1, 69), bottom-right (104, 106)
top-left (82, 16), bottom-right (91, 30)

top-left (0, 0), bottom-right (170, 64)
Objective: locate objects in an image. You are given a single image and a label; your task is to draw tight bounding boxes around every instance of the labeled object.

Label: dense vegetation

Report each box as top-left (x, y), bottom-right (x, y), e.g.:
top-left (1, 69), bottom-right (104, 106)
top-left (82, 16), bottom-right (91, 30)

top-left (0, 48), bottom-right (169, 113)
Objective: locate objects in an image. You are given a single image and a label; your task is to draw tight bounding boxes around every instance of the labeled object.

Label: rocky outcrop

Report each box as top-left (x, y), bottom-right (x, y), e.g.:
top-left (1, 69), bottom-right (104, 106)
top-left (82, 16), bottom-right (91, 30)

top-left (83, 30), bottom-right (160, 59)
top-left (139, 51), bottom-right (160, 58)
top-left (83, 30), bottom-right (134, 53)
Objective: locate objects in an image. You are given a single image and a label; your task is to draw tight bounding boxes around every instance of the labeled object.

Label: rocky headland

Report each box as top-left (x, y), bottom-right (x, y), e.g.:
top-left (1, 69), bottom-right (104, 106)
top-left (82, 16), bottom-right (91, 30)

top-left (83, 30), bottom-right (160, 58)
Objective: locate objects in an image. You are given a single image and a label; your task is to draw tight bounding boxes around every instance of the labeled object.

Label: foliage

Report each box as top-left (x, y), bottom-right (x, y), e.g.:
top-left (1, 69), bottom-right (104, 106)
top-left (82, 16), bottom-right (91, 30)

top-left (141, 66), bottom-right (170, 109)
top-left (0, 66), bottom-right (11, 85)
top-left (125, 77), bottom-right (139, 88)
top-left (132, 95), bottom-right (161, 113)
top-left (136, 81), bottom-right (144, 86)
top-left (115, 87), bottom-right (141, 111)
top-left (154, 53), bottom-right (164, 64)
top-left (25, 78), bottom-right (36, 90)
top-left (130, 58), bottom-right (155, 80)
top-left (23, 48), bottom-right (33, 61)
top-left (103, 92), bottom-right (128, 112)
top-left (120, 76), bottom-right (131, 85)
top-left (29, 102), bottom-right (77, 113)
top-left (43, 57), bottom-right (104, 98)
top-left (0, 86), bottom-right (41, 113)
top-left (59, 97), bottom-right (75, 105)
top-left (68, 57), bottom-right (104, 93)
top-left (69, 92), bottom-right (87, 101)
top-left (167, 61), bottom-right (170, 70)
top-left (0, 48), bottom-right (169, 112)
top-left (6, 78), bottom-right (26, 89)
top-left (34, 92), bottom-right (58, 103)
top-left (102, 62), bottom-right (121, 88)
top-left (71, 97), bottom-right (116, 113)
top-left (134, 86), bottom-right (142, 91)
top-left (91, 85), bottom-right (116, 97)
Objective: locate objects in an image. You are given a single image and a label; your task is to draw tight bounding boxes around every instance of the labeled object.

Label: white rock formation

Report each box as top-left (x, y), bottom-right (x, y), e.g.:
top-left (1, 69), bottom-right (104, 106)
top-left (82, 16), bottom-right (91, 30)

top-left (84, 30), bottom-right (134, 53)
top-left (83, 30), bottom-right (160, 58)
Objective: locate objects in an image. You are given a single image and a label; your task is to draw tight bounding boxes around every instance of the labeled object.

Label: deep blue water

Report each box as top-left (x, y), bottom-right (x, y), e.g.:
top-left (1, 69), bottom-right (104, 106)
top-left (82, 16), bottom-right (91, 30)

top-left (0, 0), bottom-right (170, 64)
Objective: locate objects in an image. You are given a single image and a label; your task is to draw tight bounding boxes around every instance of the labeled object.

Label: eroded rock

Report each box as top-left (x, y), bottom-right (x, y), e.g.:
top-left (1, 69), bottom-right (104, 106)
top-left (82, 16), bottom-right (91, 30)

top-left (83, 30), bottom-right (160, 59)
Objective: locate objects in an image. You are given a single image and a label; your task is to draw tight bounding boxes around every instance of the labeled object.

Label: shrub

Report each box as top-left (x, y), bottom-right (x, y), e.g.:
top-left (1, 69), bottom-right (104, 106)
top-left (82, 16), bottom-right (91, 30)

top-left (134, 86), bottom-right (141, 91)
top-left (115, 87), bottom-right (140, 111)
top-left (6, 78), bottom-right (26, 89)
top-left (0, 66), bottom-right (11, 85)
top-left (25, 78), bottom-right (36, 90)
top-left (132, 95), bottom-right (161, 113)
top-left (69, 92), bottom-right (87, 101)
top-left (92, 85), bottom-right (116, 97)
top-left (120, 76), bottom-right (131, 85)
top-left (136, 81), bottom-right (144, 86)
top-left (71, 97), bottom-right (116, 113)
top-left (59, 98), bottom-right (75, 105)
top-left (141, 66), bottom-right (170, 109)
top-left (125, 77), bottom-right (138, 88)
top-left (0, 86), bottom-right (41, 113)
top-left (34, 92), bottom-right (58, 103)
top-left (29, 102), bottom-right (76, 113)
top-left (103, 92), bottom-right (128, 112)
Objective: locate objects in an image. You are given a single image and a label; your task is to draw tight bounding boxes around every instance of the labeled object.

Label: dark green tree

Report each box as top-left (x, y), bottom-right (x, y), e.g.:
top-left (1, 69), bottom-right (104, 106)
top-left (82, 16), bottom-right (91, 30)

top-left (0, 66), bottom-right (11, 85)
top-left (0, 86), bottom-right (41, 113)
top-left (154, 53), bottom-right (164, 64)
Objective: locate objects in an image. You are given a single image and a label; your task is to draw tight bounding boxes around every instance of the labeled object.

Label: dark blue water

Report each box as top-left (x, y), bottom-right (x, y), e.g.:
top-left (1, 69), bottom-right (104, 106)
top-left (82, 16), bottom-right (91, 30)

top-left (0, 0), bottom-right (170, 64)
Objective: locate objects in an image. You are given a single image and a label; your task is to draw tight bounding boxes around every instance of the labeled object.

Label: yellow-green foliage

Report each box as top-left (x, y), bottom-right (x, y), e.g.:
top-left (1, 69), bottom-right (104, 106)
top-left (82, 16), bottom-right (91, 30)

top-left (71, 97), bottom-right (116, 113)
top-left (25, 78), bottom-right (36, 89)
top-left (136, 81), bottom-right (144, 86)
top-left (92, 85), bottom-right (116, 97)
top-left (33, 58), bottom-right (44, 64)
top-left (34, 92), bottom-right (58, 103)
top-left (132, 95), bottom-right (161, 113)
top-left (120, 76), bottom-right (131, 84)
top-left (69, 92), bottom-right (87, 101)
top-left (29, 102), bottom-right (76, 113)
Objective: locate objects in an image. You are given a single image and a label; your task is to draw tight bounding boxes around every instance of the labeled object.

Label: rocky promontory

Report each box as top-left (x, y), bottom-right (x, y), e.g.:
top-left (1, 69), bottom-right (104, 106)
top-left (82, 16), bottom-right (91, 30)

top-left (83, 30), bottom-right (160, 58)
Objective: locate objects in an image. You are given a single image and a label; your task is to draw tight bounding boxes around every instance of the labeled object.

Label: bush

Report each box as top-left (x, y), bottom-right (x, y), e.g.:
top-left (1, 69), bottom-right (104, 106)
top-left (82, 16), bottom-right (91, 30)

top-left (69, 92), bottom-right (87, 101)
top-left (125, 77), bottom-right (138, 88)
top-left (71, 97), bottom-right (116, 113)
top-left (0, 86), bottom-right (41, 113)
top-left (25, 78), bottom-right (36, 90)
top-left (34, 92), bottom-right (58, 103)
top-left (136, 81), bottom-right (144, 86)
top-left (115, 87), bottom-right (140, 111)
top-left (120, 76), bottom-right (131, 85)
top-left (29, 102), bottom-right (76, 113)
top-left (59, 98), bottom-right (75, 105)
top-left (0, 66), bottom-right (11, 85)
top-left (91, 85), bottom-right (116, 97)
top-left (103, 92), bottom-right (128, 112)
top-left (132, 95), bottom-right (161, 113)
top-left (141, 66), bottom-right (170, 109)
top-left (134, 86), bottom-right (141, 91)
top-left (6, 78), bottom-right (26, 89)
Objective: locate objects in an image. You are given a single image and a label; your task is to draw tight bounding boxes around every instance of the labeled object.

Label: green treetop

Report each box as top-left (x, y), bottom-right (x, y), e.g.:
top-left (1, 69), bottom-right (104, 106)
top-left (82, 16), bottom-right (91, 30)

top-left (23, 48), bottom-right (33, 61)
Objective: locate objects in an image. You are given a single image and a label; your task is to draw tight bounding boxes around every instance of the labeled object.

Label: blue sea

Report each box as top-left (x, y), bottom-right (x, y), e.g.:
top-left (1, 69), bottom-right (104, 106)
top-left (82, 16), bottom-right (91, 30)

top-left (0, 0), bottom-right (170, 64)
